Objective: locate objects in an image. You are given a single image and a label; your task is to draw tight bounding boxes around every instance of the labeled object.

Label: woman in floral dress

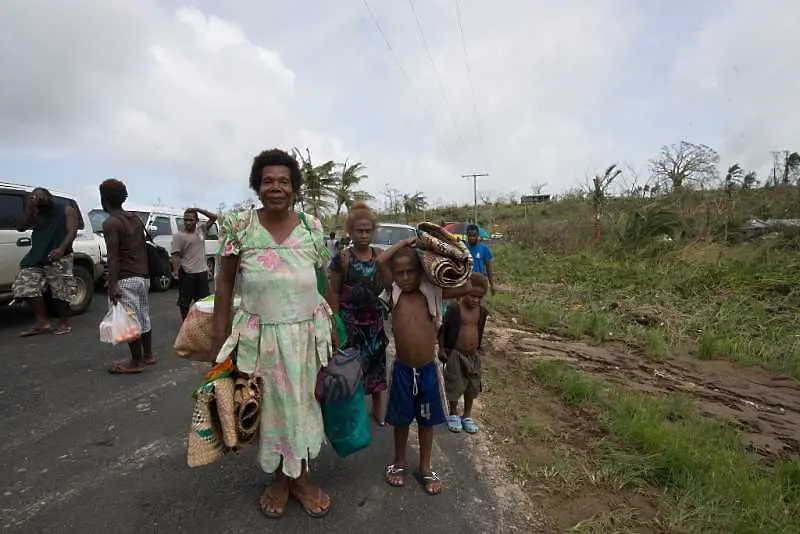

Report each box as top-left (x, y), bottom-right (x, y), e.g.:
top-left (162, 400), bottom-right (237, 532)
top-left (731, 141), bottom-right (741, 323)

top-left (210, 149), bottom-right (333, 519)
top-left (328, 201), bottom-right (388, 425)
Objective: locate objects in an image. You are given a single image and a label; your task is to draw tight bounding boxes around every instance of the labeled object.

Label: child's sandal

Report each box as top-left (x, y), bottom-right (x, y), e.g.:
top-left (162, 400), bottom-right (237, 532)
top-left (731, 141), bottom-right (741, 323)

top-left (461, 417), bottom-right (479, 434)
top-left (446, 415), bottom-right (462, 433)
top-left (385, 464), bottom-right (406, 487)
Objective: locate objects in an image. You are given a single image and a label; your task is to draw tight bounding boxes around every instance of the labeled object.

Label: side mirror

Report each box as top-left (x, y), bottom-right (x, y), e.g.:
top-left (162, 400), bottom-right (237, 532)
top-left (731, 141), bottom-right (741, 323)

top-left (146, 225), bottom-right (158, 234)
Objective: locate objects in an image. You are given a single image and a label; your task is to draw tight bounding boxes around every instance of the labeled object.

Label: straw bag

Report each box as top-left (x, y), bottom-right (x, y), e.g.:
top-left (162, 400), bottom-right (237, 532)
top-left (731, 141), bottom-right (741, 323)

top-left (174, 305), bottom-right (215, 362)
top-left (174, 295), bottom-right (242, 362)
top-left (186, 356), bottom-right (262, 467)
top-left (187, 383), bottom-right (226, 467)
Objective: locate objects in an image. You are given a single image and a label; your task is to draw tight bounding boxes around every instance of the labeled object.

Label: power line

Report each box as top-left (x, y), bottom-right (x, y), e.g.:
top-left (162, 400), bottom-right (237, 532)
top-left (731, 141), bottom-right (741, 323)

top-left (361, 0), bottom-right (435, 125)
top-left (407, 0), bottom-right (460, 136)
top-left (453, 0), bottom-right (484, 157)
top-left (462, 172), bottom-right (489, 224)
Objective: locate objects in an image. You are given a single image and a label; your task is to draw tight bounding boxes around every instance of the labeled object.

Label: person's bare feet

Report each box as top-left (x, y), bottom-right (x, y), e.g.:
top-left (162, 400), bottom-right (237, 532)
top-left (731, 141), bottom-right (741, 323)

top-left (289, 477), bottom-right (331, 518)
top-left (260, 480), bottom-right (290, 519)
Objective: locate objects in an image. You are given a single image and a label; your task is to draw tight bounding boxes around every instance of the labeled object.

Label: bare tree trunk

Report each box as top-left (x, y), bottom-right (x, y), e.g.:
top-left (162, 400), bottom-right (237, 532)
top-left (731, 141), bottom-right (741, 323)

top-left (593, 201), bottom-right (601, 243)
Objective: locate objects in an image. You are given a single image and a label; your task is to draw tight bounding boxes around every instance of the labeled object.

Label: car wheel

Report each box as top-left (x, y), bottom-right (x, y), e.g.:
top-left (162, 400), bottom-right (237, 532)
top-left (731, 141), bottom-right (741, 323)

top-left (206, 257), bottom-right (215, 282)
top-left (68, 264), bottom-right (94, 315)
top-left (151, 274), bottom-right (172, 292)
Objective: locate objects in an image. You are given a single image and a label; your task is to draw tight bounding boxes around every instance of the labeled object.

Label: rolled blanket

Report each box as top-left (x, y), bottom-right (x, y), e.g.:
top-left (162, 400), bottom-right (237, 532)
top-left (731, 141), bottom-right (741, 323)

top-left (415, 222), bottom-right (473, 288)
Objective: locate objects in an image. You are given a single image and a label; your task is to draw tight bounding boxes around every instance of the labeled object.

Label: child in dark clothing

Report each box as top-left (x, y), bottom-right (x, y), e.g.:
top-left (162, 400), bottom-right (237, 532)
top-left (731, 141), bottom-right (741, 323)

top-left (439, 272), bottom-right (489, 434)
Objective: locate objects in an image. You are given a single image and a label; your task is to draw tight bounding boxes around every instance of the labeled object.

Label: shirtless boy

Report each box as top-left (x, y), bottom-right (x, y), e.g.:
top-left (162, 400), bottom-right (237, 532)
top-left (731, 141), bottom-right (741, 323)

top-left (378, 237), bottom-right (472, 496)
top-left (440, 272), bottom-right (489, 434)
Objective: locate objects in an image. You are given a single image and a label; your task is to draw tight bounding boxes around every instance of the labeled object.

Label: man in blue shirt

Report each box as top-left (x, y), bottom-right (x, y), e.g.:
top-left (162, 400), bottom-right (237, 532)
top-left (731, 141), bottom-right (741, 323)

top-left (465, 224), bottom-right (494, 295)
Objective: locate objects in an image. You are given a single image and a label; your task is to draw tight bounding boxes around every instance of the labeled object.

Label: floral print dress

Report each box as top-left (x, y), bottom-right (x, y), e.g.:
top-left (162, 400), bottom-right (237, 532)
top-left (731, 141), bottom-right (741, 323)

top-left (214, 209), bottom-right (332, 479)
top-left (330, 248), bottom-right (388, 394)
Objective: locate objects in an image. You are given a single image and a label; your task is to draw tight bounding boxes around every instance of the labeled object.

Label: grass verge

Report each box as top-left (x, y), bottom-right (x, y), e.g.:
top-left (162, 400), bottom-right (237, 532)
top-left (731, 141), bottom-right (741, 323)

top-left (484, 354), bottom-right (800, 533)
top-left (491, 242), bottom-right (800, 378)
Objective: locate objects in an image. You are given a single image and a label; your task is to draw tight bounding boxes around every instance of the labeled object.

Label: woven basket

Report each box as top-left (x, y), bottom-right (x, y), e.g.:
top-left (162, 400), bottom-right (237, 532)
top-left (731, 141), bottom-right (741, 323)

top-left (213, 377), bottom-right (238, 448)
top-left (174, 307), bottom-right (215, 362)
top-left (187, 385), bottom-right (226, 467)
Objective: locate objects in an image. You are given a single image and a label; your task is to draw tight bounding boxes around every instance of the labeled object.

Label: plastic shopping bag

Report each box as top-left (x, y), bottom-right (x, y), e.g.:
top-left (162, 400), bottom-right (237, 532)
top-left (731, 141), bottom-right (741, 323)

top-left (99, 303), bottom-right (142, 345)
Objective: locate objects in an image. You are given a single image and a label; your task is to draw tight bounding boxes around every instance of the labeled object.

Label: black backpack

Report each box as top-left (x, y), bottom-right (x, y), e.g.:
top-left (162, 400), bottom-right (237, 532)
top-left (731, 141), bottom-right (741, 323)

top-left (144, 239), bottom-right (171, 278)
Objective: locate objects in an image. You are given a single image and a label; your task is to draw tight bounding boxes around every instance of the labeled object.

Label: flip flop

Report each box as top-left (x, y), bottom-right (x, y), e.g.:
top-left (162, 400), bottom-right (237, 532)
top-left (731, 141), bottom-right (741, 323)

top-left (385, 464), bottom-right (407, 487)
top-left (54, 326), bottom-right (72, 335)
top-left (20, 326), bottom-right (51, 337)
top-left (461, 417), bottom-right (479, 434)
top-left (417, 471), bottom-right (442, 496)
top-left (290, 486), bottom-right (331, 518)
top-left (260, 486), bottom-right (289, 519)
top-left (142, 355), bottom-right (157, 365)
top-left (447, 415), bottom-right (463, 433)
top-left (108, 362), bottom-right (144, 375)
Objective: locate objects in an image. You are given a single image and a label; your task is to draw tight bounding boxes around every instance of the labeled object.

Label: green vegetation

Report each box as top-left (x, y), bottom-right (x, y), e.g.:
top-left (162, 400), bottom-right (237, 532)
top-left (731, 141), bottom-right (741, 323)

top-left (528, 360), bottom-right (799, 533)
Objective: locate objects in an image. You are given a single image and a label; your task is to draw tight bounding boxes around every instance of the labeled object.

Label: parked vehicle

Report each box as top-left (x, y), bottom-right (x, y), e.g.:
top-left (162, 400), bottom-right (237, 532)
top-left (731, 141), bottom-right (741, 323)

top-left (0, 182), bottom-right (104, 314)
top-left (371, 223), bottom-right (417, 251)
top-left (88, 205), bottom-right (219, 290)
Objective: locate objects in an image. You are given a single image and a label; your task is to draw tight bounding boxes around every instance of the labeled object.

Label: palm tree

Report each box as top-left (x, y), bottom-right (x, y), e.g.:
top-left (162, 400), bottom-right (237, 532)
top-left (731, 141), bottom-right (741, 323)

top-left (333, 160), bottom-right (373, 225)
top-left (742, 171), bottom-right (758, 190)
top-left (724, 163), bottom-right (743, 194)
top-left (293, 148), bottom-right (337, 218)
top-left (784, 151), bottom-right (800, 184)
top-left (592, 164), bottom-right (621, 243)
top-left (402, 192), bottom-right (427, 224)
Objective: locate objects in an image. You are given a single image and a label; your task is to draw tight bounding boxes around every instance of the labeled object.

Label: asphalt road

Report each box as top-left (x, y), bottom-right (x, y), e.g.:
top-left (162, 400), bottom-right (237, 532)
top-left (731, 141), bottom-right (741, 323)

top-left (0, 289), bottom-right (507, 534)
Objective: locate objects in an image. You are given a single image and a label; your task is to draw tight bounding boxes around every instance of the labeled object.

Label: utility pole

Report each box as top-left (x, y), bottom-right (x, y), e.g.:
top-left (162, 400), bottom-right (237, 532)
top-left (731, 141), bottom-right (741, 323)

top-left (462, 172), bottom-right (489, 225)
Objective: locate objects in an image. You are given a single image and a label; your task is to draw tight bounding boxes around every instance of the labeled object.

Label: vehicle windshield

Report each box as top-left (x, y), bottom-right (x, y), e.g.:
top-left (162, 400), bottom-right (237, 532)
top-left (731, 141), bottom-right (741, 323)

top-left (373, 225), bottom-right (416, 246)
top-left (88, 209), bottom-right (149, 233)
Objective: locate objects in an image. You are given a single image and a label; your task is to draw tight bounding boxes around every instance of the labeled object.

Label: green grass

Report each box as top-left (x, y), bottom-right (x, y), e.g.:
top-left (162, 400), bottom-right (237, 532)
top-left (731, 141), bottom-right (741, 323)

top-left (490, 243), bottom-right (800, 378)
top-left (529, 360), bottom-right (800, 533)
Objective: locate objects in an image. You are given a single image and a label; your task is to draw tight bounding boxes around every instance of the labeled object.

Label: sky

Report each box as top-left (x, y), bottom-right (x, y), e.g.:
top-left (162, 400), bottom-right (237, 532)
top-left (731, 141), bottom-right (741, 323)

top-left (1, 0), bottom-right (798, 214)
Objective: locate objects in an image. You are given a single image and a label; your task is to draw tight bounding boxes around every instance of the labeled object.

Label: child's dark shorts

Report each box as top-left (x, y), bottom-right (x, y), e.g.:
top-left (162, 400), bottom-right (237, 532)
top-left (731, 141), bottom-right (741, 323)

top-left (443, 349), bottom-right (482, 402)
top-left (386, 359), bottom-right (447, 428)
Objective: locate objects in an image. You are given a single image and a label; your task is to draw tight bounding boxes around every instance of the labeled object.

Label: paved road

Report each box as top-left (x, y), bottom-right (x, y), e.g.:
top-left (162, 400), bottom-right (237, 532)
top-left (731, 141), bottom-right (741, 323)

top-left (0, 289), bottom-right (507, 533)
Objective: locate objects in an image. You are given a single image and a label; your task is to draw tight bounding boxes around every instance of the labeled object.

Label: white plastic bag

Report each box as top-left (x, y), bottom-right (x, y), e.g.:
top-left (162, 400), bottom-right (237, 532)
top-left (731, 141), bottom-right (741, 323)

top-left (99, 303), bottom-right (142, 345)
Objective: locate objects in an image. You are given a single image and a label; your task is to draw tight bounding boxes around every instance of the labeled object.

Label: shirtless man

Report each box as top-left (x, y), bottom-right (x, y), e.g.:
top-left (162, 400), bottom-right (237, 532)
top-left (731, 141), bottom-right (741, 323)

top-left (440, 272), bottom-right (489, 434)
top-left (100, 179), bottom-right (155, 374)
top-left (378, 237), bottom-right (472, 496)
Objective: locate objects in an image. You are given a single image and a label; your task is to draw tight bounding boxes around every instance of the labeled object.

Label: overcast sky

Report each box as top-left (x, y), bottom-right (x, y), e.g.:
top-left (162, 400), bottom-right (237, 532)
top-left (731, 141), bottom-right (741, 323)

top-left (1, 0), bottom-right (798, 213)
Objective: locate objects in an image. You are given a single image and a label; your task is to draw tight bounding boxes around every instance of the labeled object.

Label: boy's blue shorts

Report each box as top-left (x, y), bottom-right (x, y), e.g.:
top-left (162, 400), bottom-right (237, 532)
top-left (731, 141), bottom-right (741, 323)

top-left (386, 359), bottom-right (447, 428)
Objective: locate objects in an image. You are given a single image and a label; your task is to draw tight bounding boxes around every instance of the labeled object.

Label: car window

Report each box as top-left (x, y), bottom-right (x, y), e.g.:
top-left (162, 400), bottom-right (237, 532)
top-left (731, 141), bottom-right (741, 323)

top-left (53, 196), bottom-right (85, 230)
top-left (176, 217), bottom-right (185, 232)
top-left (373, 226), bottom-right (416, 246)
top-left (151, 216), bottom-right (172, 236)
top-left (132, 211), bottom-right (149, 224)
top-left (0, 192), bottom-right (25, 230)
top-left (88, 209), bottom-right (108, 233)
top-left (206, 222), bottom-right (218, 240)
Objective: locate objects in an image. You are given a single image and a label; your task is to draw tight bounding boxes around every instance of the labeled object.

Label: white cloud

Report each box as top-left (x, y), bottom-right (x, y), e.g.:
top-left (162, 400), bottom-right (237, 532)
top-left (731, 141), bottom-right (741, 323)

top-left (1, 0), bottom-right (799, 210)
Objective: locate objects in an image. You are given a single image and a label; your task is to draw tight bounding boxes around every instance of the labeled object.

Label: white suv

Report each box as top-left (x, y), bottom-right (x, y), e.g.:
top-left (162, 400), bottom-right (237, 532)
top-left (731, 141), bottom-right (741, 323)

top-left (0, 182), bottom-right (104, 315)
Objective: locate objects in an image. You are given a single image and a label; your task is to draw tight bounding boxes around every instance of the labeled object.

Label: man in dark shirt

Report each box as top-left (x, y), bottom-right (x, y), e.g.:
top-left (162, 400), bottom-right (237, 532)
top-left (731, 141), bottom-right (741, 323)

top-left (100, 179), bottom-right (154, 374)
top-left (13, 187), bottom-right (78, 337)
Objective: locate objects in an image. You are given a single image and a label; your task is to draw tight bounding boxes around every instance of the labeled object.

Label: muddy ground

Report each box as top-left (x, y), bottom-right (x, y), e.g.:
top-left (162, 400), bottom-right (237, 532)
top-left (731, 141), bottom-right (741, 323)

top-left (472, 319), bottom-right (800, 531)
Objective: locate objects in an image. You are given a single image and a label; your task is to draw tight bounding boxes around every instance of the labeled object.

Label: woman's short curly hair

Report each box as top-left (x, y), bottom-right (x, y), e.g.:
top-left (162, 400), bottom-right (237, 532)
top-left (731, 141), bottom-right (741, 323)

top-left (249, 149), bottom-right (302, 194)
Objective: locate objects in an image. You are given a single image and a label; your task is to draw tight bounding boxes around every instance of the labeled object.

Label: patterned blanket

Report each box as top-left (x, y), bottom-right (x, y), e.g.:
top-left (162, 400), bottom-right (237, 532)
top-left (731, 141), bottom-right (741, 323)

top-left (415, 222), bottom-right (473, 288)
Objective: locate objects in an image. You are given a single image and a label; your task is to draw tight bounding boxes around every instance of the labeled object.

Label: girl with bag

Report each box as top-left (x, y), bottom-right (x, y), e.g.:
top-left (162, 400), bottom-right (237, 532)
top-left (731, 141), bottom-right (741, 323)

top-left (326, 201), bottom-right (389, 425)
top-left (210, 149), bottom-right (335, 520)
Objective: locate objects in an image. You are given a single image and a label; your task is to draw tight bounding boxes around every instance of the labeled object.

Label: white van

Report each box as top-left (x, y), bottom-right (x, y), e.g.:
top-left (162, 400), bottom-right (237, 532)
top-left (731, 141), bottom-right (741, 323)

top-left (87, 205), bottom-right (220, 290)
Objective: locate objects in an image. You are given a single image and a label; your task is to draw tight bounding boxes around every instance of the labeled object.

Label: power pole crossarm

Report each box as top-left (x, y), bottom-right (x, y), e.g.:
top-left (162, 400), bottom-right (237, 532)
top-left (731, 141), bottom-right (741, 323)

top-left (462, 173), bottom-right (489, 226)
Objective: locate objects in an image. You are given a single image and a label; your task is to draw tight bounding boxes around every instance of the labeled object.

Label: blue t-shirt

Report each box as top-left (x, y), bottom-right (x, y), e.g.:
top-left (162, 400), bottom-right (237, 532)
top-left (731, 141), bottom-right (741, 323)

top-left (467, 242), bottom-right (492, 275)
